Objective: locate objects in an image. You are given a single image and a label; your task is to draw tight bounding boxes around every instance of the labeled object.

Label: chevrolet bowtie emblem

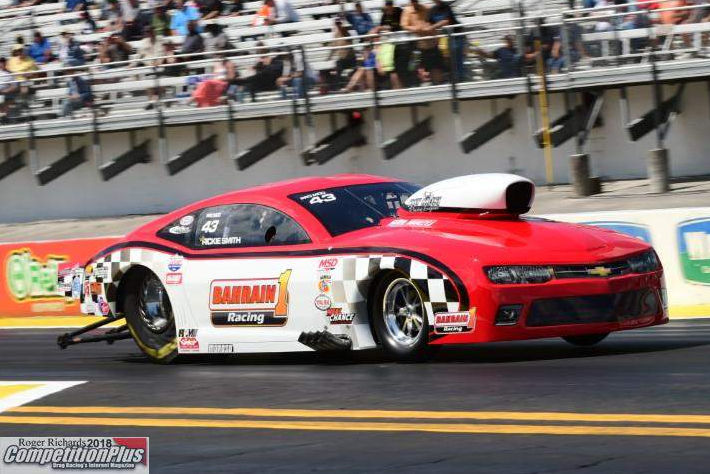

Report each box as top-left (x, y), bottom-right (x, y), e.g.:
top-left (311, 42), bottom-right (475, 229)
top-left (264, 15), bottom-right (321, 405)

top-left (588, 266), bottom-right (612, 277)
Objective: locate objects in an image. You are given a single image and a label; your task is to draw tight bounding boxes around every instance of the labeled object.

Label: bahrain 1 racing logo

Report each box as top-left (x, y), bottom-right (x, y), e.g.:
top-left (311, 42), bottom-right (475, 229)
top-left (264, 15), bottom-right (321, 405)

top-left (210, 270), bottom-right (292, 326)
top-left (433, 308), bottom-right (477, 334)
top-left (5, 249), bottom-right (67, 302)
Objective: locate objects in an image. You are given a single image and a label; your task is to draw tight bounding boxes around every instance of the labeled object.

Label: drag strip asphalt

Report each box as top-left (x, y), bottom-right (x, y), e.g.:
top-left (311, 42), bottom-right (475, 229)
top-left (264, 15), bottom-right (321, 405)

top-left (1, 320), bottom-right (710, 473)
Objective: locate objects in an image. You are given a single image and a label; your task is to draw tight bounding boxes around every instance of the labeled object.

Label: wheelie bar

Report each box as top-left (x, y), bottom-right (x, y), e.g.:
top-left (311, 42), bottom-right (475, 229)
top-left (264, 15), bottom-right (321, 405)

top-left (57, 316), bottom-right (130, 349)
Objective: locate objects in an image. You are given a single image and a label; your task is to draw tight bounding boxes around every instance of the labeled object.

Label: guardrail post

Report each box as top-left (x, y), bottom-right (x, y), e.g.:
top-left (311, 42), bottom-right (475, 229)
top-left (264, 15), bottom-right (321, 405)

top-left (153, 65), bottom-right (168, 164)
top-left (648, 50), bottom-right (669, 193)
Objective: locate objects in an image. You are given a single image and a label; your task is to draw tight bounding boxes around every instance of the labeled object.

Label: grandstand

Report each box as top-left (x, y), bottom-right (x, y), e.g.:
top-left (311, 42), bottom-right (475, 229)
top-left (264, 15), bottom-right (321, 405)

top-left (0, 0), bottom-right (709, 221)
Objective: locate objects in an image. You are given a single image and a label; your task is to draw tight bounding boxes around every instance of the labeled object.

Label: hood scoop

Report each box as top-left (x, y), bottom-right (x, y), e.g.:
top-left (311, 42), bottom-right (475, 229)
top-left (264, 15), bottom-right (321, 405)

top-left (404, 173), bottom-right (535, 215)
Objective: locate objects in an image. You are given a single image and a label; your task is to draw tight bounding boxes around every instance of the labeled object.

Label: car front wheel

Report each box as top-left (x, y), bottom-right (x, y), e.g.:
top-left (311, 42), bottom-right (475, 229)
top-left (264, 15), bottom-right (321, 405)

top-left (124, 270), bottom-right (178, 364)
top-left (371, 274), bottom-right (437, 361)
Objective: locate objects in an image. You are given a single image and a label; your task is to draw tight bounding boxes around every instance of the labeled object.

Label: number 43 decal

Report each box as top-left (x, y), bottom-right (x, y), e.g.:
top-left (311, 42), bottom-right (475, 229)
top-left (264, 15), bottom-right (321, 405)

top-left (310, 193), bottom-right (336, 204)
top-left (201, 220), bottom-right (219, 233)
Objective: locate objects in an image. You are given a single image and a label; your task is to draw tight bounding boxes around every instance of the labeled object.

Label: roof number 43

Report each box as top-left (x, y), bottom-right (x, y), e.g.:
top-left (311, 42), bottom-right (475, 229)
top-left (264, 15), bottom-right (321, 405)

top-left (310, 193), bottom-right (336, 205)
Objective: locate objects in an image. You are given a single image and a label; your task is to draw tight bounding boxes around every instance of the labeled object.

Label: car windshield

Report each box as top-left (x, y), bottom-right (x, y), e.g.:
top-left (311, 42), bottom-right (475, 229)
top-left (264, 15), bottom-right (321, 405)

top-left (289, 182), bottom-right (420, 236)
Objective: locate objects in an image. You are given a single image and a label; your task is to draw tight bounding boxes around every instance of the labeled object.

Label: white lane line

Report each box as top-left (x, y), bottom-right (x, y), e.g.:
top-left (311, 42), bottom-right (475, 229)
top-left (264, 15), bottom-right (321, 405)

top-left (0, 381), bottom-right (86, 413)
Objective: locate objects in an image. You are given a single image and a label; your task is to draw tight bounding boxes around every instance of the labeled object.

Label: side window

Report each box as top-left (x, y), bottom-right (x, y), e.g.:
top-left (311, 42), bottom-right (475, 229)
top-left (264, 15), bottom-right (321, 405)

top-left (194, 204), bottom-right (310, 249)
top-left (156, 213), bottom-right (198, 246)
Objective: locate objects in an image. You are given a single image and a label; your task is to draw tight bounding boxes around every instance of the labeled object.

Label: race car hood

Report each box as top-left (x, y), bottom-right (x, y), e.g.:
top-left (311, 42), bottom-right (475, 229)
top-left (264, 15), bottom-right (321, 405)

top-left (339, 215), bottom-right (651, 267)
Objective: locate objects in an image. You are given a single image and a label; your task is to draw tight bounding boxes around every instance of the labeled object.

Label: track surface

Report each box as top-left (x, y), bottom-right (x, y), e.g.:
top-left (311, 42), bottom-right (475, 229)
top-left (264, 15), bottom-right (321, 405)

top-left (2, 320), bottom-right (710, 473)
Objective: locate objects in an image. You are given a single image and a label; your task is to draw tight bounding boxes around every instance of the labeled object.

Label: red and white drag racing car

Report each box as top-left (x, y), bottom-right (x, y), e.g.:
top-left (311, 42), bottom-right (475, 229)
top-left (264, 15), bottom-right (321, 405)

top-left (58, 173), bottom-right (667, 362)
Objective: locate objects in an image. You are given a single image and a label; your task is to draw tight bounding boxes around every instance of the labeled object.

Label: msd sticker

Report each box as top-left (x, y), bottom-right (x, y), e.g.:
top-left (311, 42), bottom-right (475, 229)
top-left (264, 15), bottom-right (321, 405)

top-left (210, 270), bottom-right (292, 326)
top-left (434, 309), bottom-right (476, 334)
top-left (677, 217), bottom-right (710, 285)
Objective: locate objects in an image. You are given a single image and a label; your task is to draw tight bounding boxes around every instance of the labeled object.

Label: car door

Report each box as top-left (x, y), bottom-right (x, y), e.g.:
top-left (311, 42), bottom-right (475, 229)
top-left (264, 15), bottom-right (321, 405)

top-left (180, 203), bottom-right (323, 352)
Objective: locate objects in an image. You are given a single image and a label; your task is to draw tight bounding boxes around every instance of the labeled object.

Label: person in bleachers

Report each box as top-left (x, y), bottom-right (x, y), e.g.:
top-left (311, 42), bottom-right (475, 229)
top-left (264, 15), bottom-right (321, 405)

top-left (171, 0), bottom-right (201, 35)
top-left (62, 73), bottom-right (93, 117)
top-left (200, 0), bottom-right (224, 20)
top-left (65, 0), bottom-right (87, 12)
top-left (473, 34), bottom-right (520, 79)
top-left (231, 43), bottom-right (284, 101)
top-left (151, 6), bottom-right (172, 36)
top-left (277, 49), bottom-right (316, 98)
top-left (345, 2), bottom-right (374, 36)
top-left (188, 57), bottom-right (235, 107)
top-left (402, 0), bottom-right (446, 84)
top-left (98, 33), bottom-right (133, 67)
top-left (427, 0), bottom-right (463, 81)
top-left (58, 32), bottom-right (86, 67)
top-left (205, 23), bottom-right (234, 51)
top-left (224, 0), bottom-right (244, 16)
top-left (268, 0), bottom-right (299, 24)
top-left (547, 22), bottom-right (585, 73)
top-left (376, 0), bottom-right (402, 33)
top-left (0, 58), bottom-right (20, 122)
top-left (28, 32), bottom-right (54, 65)
top-left (137, 26), bottom-right (165, 64)
top-left (80, 4), bottom-right (98, 33)
top-left (341, 40), bottom-right (377, 91)
top-left (330, 19), bottom-right (357, 84)
top-left (180, 20), bottom-right (205, 55)
top-left (252, 0), bottom-right (272, 26)
top-left (7, 45), bottom-right (38, 81)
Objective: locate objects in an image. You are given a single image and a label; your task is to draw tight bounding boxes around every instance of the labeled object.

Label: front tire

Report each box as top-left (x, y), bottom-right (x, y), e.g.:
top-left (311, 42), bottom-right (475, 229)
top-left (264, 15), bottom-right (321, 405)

top-left (124, 270), bottom-right (178, 364)
top-left (371, 273), bottom-right (436, 361)
top-left (562, 333), bottom-right (609, 347)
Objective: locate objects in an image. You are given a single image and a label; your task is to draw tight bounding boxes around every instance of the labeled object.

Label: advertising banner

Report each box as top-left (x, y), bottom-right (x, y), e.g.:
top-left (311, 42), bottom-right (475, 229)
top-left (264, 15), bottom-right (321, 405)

top-left (0, 238), bottom-right (118, 318)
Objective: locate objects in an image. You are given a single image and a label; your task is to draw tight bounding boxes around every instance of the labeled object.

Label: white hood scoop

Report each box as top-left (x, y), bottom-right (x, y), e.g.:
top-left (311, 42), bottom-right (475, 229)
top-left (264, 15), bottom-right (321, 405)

top-left (404, 173), bottom-right (535, 215)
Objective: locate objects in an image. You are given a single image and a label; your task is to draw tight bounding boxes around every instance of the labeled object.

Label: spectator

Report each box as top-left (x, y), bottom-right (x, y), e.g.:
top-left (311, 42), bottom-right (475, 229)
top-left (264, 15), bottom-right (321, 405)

top-left (204, 23), bottom-right (233, 52)
top-left (474, 34), bottom-right (520, 79)
top-left (7, 45), bottom-right (38, 81)
top-left (402, 0), bottom-right (445, 84)
top-left (376, 0), bottom-right (402, 33)
top-left (28, 32), bottom-right (53, 64)
top-left (277, 49), bottom-right (317, 98)
top-left (189, 57), bottom-right (235, 106)
top-left (375, 36), bottom-right (402, 88)
top-left (427, 0), bottom-right (461, 80)
top-left (232, 44), bottom-right (284, 101)
top-left (171, 0), bottom-right (201, 36)
top-left (62, 74), bottom-right (93, 117)
top-left (330, 19), bottom-right (356, 81)
top-left (66, 0), bottom-right (86, 11)
top-left (99, 34), bottom-right (133, 67)
top-left (58, 32), bottom-right (86, 67)
top-left (269, 0), bottom-right (299, 24)
top-left (252, 0), bottom-right (272, 26)
top-left (345, 2), bottom-right (375, 36)
top-left (137, 27), bottom-right (165, 65)
top-left (342, 41), bottom-right (377, 91)
top-left (80, 5), bottom-right (98, 33)
top-left (151, 6), bottom-right (171, 36)
top-left (547, 23), bottom-right (585, 73)
top-left (224, 0), bottom-right (244, 15)
top-left (199, 0), bottom-right (224, 20)
top-left (0, 58), bottom-right (19, 120)
top-left (180, 20), bottom-right (205, 55)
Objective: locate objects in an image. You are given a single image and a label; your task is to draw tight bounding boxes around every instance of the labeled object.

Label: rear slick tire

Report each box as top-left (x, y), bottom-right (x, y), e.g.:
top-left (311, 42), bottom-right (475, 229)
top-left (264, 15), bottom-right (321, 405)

top-left (562, 333), bottom-right (609, 347)
top-left (371, 273), bottom-right (438, 362)
top-left (124, 270), bottom-right (178, 364)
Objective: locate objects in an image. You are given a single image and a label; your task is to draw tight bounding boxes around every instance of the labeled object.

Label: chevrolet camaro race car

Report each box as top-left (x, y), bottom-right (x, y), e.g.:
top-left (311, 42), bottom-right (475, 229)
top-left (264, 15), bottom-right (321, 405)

top-left (57, 173), bottom-right (668, 363)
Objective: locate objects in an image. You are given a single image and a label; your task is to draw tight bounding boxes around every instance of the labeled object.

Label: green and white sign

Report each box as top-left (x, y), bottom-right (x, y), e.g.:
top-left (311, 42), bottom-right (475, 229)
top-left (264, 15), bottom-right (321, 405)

top-left (677, 217), bottom-right (710, 285)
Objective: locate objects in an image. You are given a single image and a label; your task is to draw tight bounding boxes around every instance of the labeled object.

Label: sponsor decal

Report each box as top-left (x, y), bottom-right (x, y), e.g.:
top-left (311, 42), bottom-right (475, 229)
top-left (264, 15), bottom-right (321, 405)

top-left (199, 236), bottom-right (241, 246)
top-left (208, 343), bottom-right (235, 354)
top-left (677, 217), bottom-right (710, 285)
top-left (318, 258), bottom-right (338, 271)
top-left (318, 274), bottom-right (331, 293)
top-left (167, 255), bottom-right (183, 272)
top-left (388, 219), bottom-right (436, 228)
top-left (407, 192), bottom-right (441, 212)
top-left (97, 297), bottom-right (110, 316)
top-left (205, 212), bottom-right (222, 219)
top-left (71, 275), bottom-right (82, 300)
top-left (178, 328), bottom-right (197, 337)
top-left (314, 293), bottom-right (332, 311)
top-left (5, 249), bottom-right (66, 301)
top-left (0, 437), bottom-right (149, 472)
top-left (298, 191), bottom-right (337, 205)
top-left (168, 225), bottom-right (191, 235)
top-left (165, 273), bottom-right (182, 285)
top-left (178, 337), bottom-right (199, 352)
top-left (326, 307), bottom-right (355, 324)
top-left (433, 309), bottom-right (476, 334)
top-left (584, 221), bottom-right (652, 244)
top-left (210, 270), bottom-right (292, 326)
top-left (93, 266), bottom-right (109, 280)
top-left (89, 282), bottom-right (103, 295)
top-left (179, 215), bottom-right (195, 226)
